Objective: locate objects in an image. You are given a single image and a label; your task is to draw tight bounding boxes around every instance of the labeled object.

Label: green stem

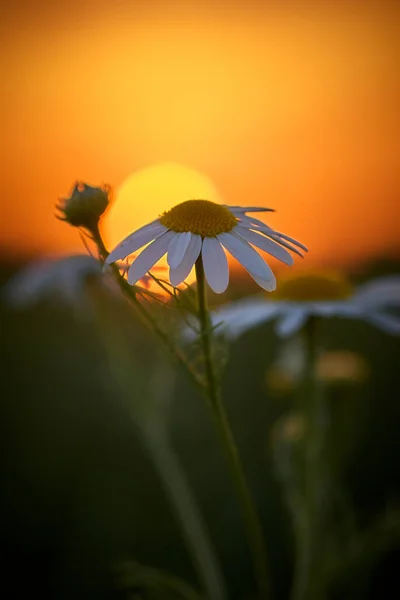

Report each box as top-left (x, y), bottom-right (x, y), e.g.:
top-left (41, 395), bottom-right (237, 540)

top-left (195, 257), bottom-right (271, 599)
top-left (91, 223), bottom-right (204, 389)
top-left (291, 317), bottom-right (328, 600)
top-left (120, 560), bottom-right (205, 600)
top-left (143, 421), bottom-right (227, 600)
top-left (325, 509), bottom-right (400, 588)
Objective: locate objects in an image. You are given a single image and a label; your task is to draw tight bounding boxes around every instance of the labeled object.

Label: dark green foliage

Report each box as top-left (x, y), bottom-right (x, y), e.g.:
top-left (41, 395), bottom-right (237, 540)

top-left (0, 260), bottom-right (399, 599)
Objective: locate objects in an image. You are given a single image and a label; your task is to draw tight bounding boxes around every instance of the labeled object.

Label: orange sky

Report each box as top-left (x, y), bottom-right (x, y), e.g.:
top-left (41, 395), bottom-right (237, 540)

top-left (1, 0), bottom-right (399, 269)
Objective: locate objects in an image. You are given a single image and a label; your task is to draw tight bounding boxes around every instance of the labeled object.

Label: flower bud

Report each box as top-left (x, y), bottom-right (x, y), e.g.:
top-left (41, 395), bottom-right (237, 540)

top-left (56, 182), bottom-right (111, 229)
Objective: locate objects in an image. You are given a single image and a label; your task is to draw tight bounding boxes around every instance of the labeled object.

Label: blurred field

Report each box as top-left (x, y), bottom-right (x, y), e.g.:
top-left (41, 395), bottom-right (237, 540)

top-left (1, 257), bottom-right (399, 599)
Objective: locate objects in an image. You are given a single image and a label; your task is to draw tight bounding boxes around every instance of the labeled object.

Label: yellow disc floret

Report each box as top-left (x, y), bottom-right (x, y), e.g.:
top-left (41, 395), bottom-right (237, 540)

top-left (274, 270), bottom-right (353, 301)
top-left (160, 199), bottom-right (237, 237)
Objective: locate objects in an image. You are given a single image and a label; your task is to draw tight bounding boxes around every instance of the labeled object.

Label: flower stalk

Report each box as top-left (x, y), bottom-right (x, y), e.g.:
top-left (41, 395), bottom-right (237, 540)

top-left (90, 288), bottom-right (227, 600)
top-left (91, 223), bottom-right (204, 389)
top-left (195, 256), bottom-right (270, 599)
top-left (291, 316), bottom-right (328, 600)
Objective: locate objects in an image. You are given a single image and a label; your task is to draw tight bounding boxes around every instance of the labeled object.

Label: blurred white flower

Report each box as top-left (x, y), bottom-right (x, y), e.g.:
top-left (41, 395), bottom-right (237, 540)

top-left (265, 337), bottom-right (305, 393)
top-left (2, 255), bottom-right (117, 312)
top-left (208, 272), bottom-right (400, 339)
top-left (266, 341), bottom-right (369, 394)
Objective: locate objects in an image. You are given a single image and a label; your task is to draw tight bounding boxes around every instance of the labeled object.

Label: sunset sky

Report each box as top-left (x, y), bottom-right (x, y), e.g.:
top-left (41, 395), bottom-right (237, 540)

top-left (2, 0), bottom-right (399, 271)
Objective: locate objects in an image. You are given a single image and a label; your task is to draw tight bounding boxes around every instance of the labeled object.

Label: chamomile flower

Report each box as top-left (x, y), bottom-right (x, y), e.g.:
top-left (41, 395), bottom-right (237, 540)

top-left (208, 272), bottom-right (400, 338)
top-left (3, 255), bottom-right (106, 309)
top-left (266, 340), bottom-right (369, 393)
top-left (106, 199), bottom-right (307, 293)
top-left (3, 255), bottom-right (162, 312)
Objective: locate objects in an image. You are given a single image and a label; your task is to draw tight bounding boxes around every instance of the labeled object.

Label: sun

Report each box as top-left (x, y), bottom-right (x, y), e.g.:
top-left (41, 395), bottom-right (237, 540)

top-left (102, 162), bottom-right (223, 284)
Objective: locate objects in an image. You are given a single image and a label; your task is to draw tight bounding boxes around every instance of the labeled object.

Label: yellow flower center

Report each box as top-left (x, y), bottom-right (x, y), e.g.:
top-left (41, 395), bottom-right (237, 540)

top-left (274, 271), bottom-right (353, 301)
top-left (159, 199), bottom-right (237, 237)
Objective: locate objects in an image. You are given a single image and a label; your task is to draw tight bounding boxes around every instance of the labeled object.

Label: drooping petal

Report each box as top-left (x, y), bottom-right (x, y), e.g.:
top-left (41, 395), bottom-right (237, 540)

top-left (3, 255), bottom-right (102, 308)
top-left (225, 205), bottom-right (275, 214)
top-left (312, 302), bottom-right (360, 318)
top-left (272, 230), bottom-right (309, 253)
top-left (127, 230), bottom-right (176, 284)
top-left (248, 217), bottom-right (308, 252)
top-left (167, 232), bottom-right (192, 268)
top-left (212, 298), bottom-right (281, 339)
top-left (169, 234), bottom-right (202, 287)
top-left (238, 215), bottom-right (307, 256)
top-left (248, 271), bottom-right (277, 292)
top-left (276, 307), bottom-right (309, 337)
top-left (352, 275), bottom-right (400, 309)
top-left (106, 220), bottom-right (167, 264)
top-left (247, 232), bottom-right (303, 258)
top-left (365, 312), bottom-right (400, 335)
top-left (202, 237), bottom-right (229, 294)
top-left (234, 224), bottom-right (294, 266)
top-left (264, 234), bottom-right (305, 257)
top-left (217, 232), bottom-right (275, 282)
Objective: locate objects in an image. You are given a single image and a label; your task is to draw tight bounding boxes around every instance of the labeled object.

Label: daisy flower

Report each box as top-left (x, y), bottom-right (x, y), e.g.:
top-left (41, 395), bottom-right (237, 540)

top-left (207, 272), bottom-right (400, 338)
top-left (266, 340), bottom-right (369, 393)
top-left (105, 199), bottom-right (307, 293)
top-left (3, 255), bottom-right (164, 312)
top-left (3, 255), bottom-right (106, 309)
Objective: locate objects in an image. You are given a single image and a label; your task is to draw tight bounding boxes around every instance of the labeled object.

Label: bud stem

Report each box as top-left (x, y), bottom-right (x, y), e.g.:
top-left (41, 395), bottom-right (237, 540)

top-left (90, 224), bottom-right (204, 389)
top-left (291, 317), bottom-right (329, 600)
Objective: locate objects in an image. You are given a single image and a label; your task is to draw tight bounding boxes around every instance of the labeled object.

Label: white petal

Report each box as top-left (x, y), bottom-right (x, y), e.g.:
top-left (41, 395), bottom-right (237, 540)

top-left (248, 272), bottom-right (277, 292)
top-left (245, 215), bottom-right (308, 251)
top-left (307, 301), bottom-right (400, 336)
top-left (202, 237), bottom-right (229, 294)
top-left (246, 230), bottom-right (304, 258)
top-left (225, 205), bottom-right (275, 214)
top-left (276, 308), bottom-right (309, 337)
top-left (249, 218), bottom-right (308, 252)
top-left (127, 230), bottom-right (176, 284)
top-left (3, 259), bottom-right (57, 305)
top-left (236, 215), bottom-right (273, 232)
top-left (213, 299), bottom-right (281, 338)
top-left (263, 233), bottom-right (305, 257)
top-left (365, 312), bottom-right (400, 335)
top-left (217, 232), bottom-right (275, 282)
top-left (273, 231), bottom-right (308, 253)
top-left (239, 215), bottom-right (307, 255)
top-left (353, 276), bottom-right (400, 309)
top-left (234, 225), bottom-right (294, 266)
top-left (312, 302), bottom-right (360, 318)
top-left (169, 234), bottom-right (202, 287)
top-left (167, 232), bottom-right (192, 268)
top-left (106, 220), bottom-right (166, 264)
top-left (3, 256), bottom-right (98, 306)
